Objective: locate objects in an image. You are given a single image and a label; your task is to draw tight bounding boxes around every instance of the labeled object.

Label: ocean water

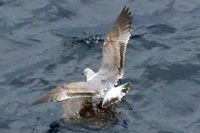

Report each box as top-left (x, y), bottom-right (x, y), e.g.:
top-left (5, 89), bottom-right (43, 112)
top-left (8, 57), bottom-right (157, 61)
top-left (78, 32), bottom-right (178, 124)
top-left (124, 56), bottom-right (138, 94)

top-left (0, 0), bottom-right (200, 133)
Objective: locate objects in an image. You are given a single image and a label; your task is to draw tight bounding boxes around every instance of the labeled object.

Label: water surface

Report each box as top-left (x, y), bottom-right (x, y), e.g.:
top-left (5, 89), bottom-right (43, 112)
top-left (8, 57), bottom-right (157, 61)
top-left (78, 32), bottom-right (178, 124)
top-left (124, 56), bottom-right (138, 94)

top-left (0, 0), bottom-right (200, 133)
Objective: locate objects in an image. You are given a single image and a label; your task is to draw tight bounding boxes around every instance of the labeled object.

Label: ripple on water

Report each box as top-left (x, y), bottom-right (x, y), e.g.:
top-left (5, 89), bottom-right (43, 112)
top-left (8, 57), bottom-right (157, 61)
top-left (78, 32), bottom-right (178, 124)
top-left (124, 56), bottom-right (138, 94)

top-left (0, 0), bottom-right (200, 133)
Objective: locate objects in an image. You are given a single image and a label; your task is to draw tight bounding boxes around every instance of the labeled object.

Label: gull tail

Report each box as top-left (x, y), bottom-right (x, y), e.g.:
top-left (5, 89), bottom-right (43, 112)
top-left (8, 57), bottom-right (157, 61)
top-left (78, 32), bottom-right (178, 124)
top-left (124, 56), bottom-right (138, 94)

top-left (102, 82), bottom-right (132, 108)
top-left (32, 82), bottom-right (97, 105)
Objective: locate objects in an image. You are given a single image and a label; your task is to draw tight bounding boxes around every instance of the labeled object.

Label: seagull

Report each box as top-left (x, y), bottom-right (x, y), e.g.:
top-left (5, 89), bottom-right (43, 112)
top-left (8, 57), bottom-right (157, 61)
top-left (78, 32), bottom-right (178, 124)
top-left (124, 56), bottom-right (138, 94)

top-left (33, 6), bottom-right (133, 119)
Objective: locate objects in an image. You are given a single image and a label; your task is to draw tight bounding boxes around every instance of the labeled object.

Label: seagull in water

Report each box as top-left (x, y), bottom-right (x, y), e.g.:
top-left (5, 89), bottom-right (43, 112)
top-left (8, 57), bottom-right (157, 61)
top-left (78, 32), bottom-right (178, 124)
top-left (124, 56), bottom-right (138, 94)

top-left (33, 6), bottom-right (133, 120)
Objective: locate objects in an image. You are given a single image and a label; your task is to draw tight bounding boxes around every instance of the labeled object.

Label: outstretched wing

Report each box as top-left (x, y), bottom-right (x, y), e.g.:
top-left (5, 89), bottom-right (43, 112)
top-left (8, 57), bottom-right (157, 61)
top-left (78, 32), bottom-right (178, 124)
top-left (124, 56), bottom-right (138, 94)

top-left (32, 82), bottom-right (98, 105)
top-left (97, 6), bottom-right (132, 85)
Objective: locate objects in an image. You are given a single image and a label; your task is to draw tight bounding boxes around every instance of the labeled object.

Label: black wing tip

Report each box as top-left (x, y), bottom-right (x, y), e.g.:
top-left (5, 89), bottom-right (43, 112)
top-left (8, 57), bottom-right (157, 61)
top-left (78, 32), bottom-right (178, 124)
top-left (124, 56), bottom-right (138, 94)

top-left (32, 95), bottom-right (52, 106)
top-left (122, 6), bottom-right (129, 10)
top-left (126, 82), bottom-right (133, 88)
top-left (32, 98), bottom-right (44, 106)
top-left (120, 6), bottom-right (133, 29)
top-left (122, 82), bottom-right (133, 91)
top-left (32, 100), bottom-right (40, 106)
top-left (122, 6), bottom-right (132, 17)
top-left (121, 82), bottom-right (130, 93)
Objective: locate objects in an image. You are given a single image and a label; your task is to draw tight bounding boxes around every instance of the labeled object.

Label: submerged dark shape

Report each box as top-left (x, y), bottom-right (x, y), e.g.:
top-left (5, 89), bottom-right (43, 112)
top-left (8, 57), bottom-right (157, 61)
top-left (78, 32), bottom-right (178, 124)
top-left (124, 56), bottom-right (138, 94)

top-left (48, 102), bottom-right (119, 131)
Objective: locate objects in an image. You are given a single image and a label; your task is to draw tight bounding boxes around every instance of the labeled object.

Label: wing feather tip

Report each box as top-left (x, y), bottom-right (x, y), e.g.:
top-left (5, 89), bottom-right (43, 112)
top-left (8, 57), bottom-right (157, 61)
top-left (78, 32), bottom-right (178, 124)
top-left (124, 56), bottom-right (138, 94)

top-left (32, 95), bottom-right (54, 106)
top-left (32, 98), bottom-right (46, 106)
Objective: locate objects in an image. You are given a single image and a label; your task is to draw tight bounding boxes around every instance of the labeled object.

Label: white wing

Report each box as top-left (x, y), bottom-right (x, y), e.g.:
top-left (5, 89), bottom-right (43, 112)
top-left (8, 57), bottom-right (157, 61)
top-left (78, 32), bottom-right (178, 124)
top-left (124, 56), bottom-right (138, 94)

top-left (97, 6), bottom-right (132, 85)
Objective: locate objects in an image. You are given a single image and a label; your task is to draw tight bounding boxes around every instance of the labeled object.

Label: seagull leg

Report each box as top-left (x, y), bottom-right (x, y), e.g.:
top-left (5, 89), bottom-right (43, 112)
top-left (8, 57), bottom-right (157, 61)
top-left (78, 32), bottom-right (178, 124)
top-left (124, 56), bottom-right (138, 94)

top-left (118, 79), bottom-right (122, 84)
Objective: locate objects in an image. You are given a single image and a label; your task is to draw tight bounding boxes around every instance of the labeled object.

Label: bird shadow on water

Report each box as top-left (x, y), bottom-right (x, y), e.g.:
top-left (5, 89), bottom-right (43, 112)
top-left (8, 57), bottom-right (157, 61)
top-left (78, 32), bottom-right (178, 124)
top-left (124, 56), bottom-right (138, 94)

top-left (46, 105), bottom-right (119, 133)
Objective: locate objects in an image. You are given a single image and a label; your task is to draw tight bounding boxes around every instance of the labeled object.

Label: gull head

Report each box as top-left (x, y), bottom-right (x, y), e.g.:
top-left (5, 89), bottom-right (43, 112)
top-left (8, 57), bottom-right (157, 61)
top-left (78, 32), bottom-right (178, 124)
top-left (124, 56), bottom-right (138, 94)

top-left (83, 68), bottom-right (95, 81)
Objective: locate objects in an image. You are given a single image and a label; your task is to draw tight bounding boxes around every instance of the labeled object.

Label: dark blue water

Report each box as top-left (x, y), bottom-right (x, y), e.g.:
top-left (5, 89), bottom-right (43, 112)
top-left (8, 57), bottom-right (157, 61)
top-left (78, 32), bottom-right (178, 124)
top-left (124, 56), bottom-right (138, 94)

top-left (0, 0), bottom-right (200, 133)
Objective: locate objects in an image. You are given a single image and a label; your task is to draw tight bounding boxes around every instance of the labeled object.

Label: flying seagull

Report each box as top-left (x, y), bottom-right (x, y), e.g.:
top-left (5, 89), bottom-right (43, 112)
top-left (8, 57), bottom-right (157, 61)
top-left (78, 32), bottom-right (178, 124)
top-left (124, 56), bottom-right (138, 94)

top-left (33, 6), bottom-right (133, 117)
